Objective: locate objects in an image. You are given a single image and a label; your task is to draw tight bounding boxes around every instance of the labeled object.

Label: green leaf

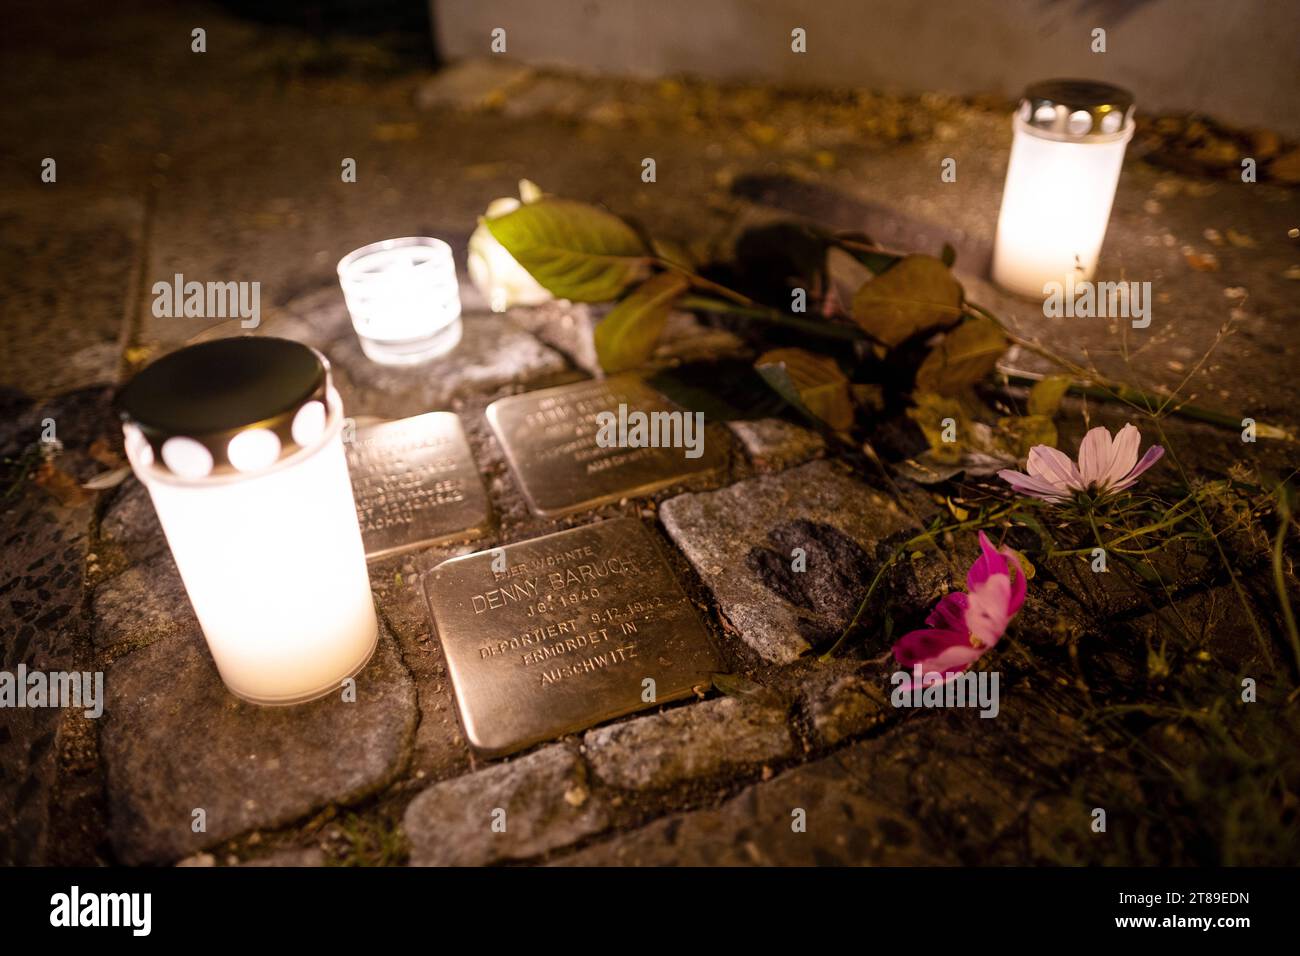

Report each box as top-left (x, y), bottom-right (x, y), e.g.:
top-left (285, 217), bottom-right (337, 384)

top-left (483, 198), bottom-right (649, 301)
top-left (754, 348), bottom-right (854, 431)
top-left (850, 254), bottom-right (963, 347)
top-left (649, 236), bottom-right (695, 270)
top-left (914, 314), bottom-right (1008, 396)
top-left (647, 360), bottom-right (789, 421)
top-left (1014, 511), bottom-right (1058, 552)
top-left (1027, 375), bottom-right (1072, 417)
top-left (593, 272), bottom-right (689, 372)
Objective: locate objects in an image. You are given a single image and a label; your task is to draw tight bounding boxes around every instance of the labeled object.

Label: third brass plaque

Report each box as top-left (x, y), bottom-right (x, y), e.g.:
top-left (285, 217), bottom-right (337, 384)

top-left (425, 518), bottom-right (721, 756)
top-left (485, 375), bottom-right (725, 517)
top-left (347, 411), bottom-right (489, 560)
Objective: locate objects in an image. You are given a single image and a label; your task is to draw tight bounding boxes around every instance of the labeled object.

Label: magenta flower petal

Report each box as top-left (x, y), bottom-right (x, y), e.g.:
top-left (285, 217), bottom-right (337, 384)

top-left (967, 530), bottom-right (1010, 592)
top-left (898, 644), bottom-right (986, 689)
top-left (893, 627), bottom-right (968, 668)
top-left (892, 533), bottom-right (1028, 684)
top-left (926, 592), bottom-right (968, 632)
top-left (966, 572), bottom-right (1014, 647)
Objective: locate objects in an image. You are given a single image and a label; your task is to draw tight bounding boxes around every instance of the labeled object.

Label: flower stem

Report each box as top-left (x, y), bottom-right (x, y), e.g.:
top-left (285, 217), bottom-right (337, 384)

top-left (1271, 496), bottom-right (1300, 680)
top-left (678, 293), bottom-right (867, 342)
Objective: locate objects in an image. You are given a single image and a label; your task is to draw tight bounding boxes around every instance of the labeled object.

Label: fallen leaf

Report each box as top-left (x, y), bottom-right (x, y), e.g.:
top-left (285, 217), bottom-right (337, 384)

top-left (88, 438), bottom-right (122, 468)
top-left (1027, 375), bottom-right (1072, 417)
top-left (755, 348), bottom-right (855, 431)
top-left (593, 271), bottom-right (689, 372)
top-left (850, 254), bottom-right (962, 347)
top-left (34, 461), bottom-right (89, 506)
top-left (914, 314), bottom-right (1008, 396)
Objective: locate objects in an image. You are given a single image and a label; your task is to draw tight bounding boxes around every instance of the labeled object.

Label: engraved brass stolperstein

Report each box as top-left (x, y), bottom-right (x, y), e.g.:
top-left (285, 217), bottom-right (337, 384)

top-left (424, 518), bottom-right (721, 756)
top-left (485, 375), bottom-right (724, 517)
top-left (347, 411), bottom-right (490, 560)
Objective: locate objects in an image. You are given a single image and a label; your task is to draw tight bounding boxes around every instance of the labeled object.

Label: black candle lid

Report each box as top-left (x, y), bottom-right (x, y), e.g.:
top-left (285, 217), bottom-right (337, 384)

top-left (1017, 79), bottom-right (1135, 142)
top-left (116, 336), bottom-right (333, 478)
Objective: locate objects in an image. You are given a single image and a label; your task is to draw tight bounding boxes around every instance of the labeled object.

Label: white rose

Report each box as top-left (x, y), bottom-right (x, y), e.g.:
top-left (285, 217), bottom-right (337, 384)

top-left (467, 181), bottom-right (553, 313)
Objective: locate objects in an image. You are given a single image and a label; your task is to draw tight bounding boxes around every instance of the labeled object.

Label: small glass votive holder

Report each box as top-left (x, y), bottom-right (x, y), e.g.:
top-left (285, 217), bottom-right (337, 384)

top-left (337, 237), bottom-right (463, 365)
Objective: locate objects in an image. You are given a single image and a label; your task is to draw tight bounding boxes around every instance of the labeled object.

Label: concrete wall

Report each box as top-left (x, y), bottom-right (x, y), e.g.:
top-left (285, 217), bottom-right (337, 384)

top-left (432, 0), bottom-right (1300, 136)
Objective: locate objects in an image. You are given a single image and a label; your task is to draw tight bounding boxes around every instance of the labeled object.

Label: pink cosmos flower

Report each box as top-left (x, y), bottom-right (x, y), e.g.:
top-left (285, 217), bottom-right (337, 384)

top-left (892, 531), bottom-right (1027, 687)
top-left (997, 423), bottom-right (1164, 503)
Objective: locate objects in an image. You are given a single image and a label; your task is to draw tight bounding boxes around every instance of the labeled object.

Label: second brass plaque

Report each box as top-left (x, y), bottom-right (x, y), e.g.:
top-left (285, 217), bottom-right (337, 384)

top-left (347, 411), bottom-right (489, 560)
top-left (425, 518), bottom-right (721, 757)
top-left (485, 375), bottom-right (725, 517)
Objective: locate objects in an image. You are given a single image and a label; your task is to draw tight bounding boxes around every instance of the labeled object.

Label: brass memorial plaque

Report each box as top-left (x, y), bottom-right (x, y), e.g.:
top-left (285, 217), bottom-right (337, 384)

top-left (425, 518), bottom-right (721, 756)
top-left (485, 375), bottom-right (725, 517)
top-left (347, 412), bottom-right (490, 560)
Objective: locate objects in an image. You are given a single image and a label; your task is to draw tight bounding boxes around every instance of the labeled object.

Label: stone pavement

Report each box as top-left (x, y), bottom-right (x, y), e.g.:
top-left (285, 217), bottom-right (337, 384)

top-left (2, 1), bottom-right (1297, 866)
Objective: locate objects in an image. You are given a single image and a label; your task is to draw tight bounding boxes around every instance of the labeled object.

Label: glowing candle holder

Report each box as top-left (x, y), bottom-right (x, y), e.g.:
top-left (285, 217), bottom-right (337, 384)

top-left (117, 337), bottom-right (378, 705)
top-left (337, 237), bottom-right (463, 365)
top-left (991, 79), bottom-right (1135, 299)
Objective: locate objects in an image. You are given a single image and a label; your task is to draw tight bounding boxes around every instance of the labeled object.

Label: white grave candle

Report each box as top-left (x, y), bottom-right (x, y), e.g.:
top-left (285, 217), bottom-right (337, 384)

top-left (118, 337), bottom-right (378, 705)
top-left (992, 80), bottom-right (1135, 299)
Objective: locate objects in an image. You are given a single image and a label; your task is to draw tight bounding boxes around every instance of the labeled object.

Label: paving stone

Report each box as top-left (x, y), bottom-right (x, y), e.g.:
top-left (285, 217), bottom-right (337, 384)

top-left (264, 290), bottom-right (573, 419)
top-left (498, 75), bottom-right (601, 120)
top-left (369, 546), bottom-right (480, 780)
top-left (92, 552), bottom-right (195, 655)
top-left (415, 58), bottom-right (535, 111)
top-left (560, 685), bottom-right (1095, 865)
top-left (237, 847), bottom-right (327, 867)
top-left (583, 696), bottom-right (794, 790)
top-left (727, 418), bottom-right (825, 472)
top-left (100, 626), bottom-right (417, 865)
top-left (0, 195), bottom-right (139, 400)
top-left (802, 670), bottom-right (890, 747)
top-left (556, 738), bottom-right (948, 866)
top-left (403, 744), bottom-right (608, 866)
top-left (1122, 585), bottom-right (1275, 679)
top-left (659, 459), bottom-right (913, 663)
top-left (98, 477), bottom-right (168, 565)
top-left (0, 388), bottom-right (115, 865)
top-left (1039, 537), bottom-right (1215, 622)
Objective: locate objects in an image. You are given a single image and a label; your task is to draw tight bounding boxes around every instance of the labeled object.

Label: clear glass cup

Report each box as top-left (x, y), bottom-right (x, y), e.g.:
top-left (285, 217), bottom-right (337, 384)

top-left (337, 237), bottom-right (463, 365)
